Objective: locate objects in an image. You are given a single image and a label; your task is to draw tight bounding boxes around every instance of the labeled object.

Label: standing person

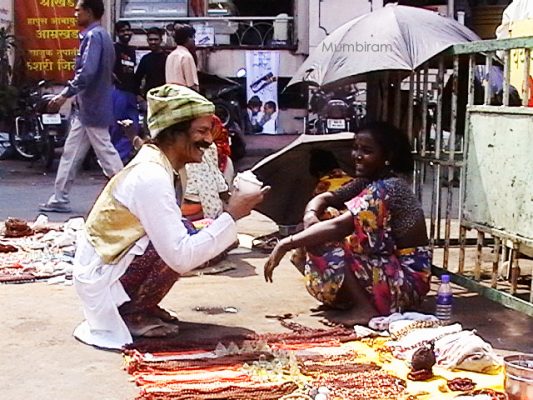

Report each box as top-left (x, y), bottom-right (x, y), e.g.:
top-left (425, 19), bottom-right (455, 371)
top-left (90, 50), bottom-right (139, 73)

top-left (165, 24), bottom-right (199, 91)
top-left (40, 0), bottom-right (123, 213)
top-left (134, 27), bottom-right (168, 97)
top-left (73, 84), bottom-right (269, 349)
top-left (111, 21), bottom-right (139, 162)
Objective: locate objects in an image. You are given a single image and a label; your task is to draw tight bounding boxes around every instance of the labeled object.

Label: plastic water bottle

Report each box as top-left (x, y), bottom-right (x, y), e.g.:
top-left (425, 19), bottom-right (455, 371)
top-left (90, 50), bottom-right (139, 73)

top-left (435, 274), bottom-right (453, 324)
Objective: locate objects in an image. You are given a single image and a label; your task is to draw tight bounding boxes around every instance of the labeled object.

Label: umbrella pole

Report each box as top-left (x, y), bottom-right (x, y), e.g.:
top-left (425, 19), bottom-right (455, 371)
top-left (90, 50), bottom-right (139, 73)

top-left (382, 72), bottom-right (389, 122)
top-left (447, 0), bottom-right (455, 18)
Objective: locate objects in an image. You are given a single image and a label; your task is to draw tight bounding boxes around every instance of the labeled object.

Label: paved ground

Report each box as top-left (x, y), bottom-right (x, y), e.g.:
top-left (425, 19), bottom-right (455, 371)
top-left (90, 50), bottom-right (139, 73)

top-left (0, 153), bottom-right (531, 399)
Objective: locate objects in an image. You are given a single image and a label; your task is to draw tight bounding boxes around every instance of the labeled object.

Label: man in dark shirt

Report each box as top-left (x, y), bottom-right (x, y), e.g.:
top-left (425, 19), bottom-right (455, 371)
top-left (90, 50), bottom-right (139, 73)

top-left (110, 20), bottom-right (139, 162)
top-left (134, 27), bottom-right (167, 97)
top-left (40, 0), bottom-right (123, 213)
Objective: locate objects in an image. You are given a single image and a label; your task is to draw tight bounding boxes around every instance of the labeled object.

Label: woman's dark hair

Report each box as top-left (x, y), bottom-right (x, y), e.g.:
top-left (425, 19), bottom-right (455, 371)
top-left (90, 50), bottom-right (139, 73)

top-left (356, 121), bottom-right (414, 174)
top-left (173, 24), bottom-right (195, 46)
top-left (115, 21), bottom-right (131, 34)
top-left (80, 0), bottom-right (105, 20)
top-left (146, 27), bottom-right (163, 38)
top-left (152, 120), bottom-right (193, 147)
top-left (309, 149), bottom-right (339, 178)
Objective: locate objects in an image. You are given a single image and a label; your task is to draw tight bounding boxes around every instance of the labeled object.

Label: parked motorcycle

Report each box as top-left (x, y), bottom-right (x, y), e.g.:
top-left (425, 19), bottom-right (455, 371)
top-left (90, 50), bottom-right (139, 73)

top-left (199, 72), bottom-right (247, 161)
top-left (9, 81), bottom-right (68, 169)
top-left (199, 72), bottom-right (245, 129)
top-left (308, 88), bottom-right (366, 134)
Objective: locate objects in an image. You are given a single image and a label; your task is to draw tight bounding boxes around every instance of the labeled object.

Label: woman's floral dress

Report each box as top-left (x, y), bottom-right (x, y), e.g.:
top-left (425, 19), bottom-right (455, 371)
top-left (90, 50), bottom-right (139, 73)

top-left (304, 178), bottom-right (432, 315)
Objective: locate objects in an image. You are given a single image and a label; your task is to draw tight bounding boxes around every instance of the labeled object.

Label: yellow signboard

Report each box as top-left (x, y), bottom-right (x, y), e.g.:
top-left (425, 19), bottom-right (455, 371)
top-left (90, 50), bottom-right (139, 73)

top-left (509, 19), bottom-right (533, 106)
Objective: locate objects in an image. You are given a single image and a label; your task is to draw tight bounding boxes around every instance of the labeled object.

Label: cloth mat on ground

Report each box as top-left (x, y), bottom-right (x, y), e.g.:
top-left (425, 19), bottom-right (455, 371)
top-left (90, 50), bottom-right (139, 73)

top-left (123, 322), bottom-right (507, 400)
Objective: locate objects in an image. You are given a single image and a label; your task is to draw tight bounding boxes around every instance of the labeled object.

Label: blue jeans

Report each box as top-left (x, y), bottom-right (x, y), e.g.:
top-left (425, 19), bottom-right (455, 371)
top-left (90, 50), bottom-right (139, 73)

top-left (110, 88), bottom-right (139, 161)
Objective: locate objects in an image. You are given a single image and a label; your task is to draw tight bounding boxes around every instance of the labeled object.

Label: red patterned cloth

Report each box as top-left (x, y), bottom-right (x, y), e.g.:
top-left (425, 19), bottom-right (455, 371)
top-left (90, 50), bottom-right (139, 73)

top-left (212, 115), bottom-right (231, 173)
top-left (119, 243), bottom-right (180, 316)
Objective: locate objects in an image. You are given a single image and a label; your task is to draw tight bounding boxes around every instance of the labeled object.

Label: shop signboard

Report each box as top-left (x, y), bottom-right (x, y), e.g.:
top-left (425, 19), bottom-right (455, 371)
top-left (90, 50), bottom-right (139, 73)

top-left (194, 25), bottom-right (215, 47)
top-left (15, 0), bottom-right (78, 82)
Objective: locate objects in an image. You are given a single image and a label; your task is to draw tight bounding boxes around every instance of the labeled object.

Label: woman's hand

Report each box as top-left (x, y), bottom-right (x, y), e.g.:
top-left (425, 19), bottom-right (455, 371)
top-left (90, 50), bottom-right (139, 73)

top-left (303, 210), bottom-right (320, 229)
top-left (264, 238), bottom-right (289, 282)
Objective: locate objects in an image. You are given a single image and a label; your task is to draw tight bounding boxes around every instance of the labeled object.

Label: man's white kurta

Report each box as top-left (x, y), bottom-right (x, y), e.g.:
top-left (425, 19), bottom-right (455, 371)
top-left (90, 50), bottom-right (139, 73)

top-left (73, 162), bottom-right (237, 349)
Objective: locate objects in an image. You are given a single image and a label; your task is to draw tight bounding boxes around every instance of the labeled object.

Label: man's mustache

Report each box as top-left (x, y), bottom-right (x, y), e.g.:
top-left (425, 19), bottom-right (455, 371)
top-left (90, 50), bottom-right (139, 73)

top-left (196, 141), bottom-right (212, 149)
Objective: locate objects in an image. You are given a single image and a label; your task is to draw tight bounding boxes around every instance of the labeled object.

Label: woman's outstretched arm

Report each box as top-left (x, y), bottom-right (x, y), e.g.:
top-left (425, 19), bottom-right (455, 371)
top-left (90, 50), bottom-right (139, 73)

top-left (265, 211), bottom-right (353, 282)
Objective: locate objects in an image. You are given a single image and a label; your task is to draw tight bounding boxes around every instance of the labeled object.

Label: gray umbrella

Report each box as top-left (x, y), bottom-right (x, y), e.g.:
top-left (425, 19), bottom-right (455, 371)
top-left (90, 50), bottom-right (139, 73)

top-left (288, 5), bottom-right (480, 88)
top-left (251, 132), bottom-right (355, 226)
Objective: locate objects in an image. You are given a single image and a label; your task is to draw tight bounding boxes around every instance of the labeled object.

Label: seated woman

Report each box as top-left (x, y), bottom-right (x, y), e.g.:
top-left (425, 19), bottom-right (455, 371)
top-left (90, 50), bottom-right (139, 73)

top-left (181, 116), bottom-right (234, 221)
top-left (264, 122), bottom-right (431, 316)
top-left (73, 85), bottom-right (268, 350)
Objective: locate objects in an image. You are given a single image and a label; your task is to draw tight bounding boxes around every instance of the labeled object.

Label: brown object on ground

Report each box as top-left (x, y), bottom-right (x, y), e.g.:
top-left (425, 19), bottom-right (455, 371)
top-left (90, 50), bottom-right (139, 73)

top-left (4, 218), bottom-right (34, 238)
top-left (0, 243), bottom-right (18, 253)
top-left (299, 358), bottom-right (380, 377)
top-left (447, 377), bottom-right (476, 391)
top-left (407, 368), bottom-right (434, 381)
top-left (463, 388), bottom-right (508, 400)
top-left (136, 381), bottom-right (299, 400)
top-left (411, 345), bottom-right (436, 371)
top-left (315, 370), bottom-right (406, 399)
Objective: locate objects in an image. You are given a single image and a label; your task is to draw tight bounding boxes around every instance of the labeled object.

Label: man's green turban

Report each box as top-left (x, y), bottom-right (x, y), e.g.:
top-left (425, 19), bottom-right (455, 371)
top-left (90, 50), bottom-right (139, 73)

top-left (147, 84), bottom-right (215, 138)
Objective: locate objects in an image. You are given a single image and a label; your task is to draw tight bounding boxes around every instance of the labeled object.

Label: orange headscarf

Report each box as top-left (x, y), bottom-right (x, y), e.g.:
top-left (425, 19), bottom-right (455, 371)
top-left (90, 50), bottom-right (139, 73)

top-left (212, 115), bottom-right (232, 173)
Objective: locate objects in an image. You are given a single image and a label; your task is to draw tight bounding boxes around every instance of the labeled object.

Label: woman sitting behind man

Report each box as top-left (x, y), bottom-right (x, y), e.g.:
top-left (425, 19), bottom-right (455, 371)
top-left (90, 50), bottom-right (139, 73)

top-left (264, 122), bottom-right (431, 316)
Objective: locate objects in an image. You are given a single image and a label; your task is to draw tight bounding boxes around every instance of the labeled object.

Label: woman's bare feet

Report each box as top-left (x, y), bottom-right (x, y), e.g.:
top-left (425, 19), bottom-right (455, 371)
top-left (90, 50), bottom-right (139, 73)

top-left (289, 247), bottom-right (307, 274)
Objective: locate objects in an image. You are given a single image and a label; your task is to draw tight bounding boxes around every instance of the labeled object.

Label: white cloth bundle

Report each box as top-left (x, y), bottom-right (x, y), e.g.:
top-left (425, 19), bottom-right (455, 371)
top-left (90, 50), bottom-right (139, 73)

top-left (368, 312), bottom-right (439, 331)
top-left (434, 330), bottom-right (502, 373)
top-left (387, 323), bottom-right (463, 360)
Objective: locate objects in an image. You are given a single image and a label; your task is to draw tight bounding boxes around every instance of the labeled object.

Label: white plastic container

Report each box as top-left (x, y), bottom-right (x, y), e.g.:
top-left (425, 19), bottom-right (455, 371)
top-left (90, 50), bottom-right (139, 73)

top-left (233, 170), bottom-right (263, 195)
top-left (435, 274), bottom-right (453, 323)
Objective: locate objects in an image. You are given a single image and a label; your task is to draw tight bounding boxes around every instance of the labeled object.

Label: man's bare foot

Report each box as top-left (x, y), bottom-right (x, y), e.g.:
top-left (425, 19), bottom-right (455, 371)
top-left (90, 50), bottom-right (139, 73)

top-left (122, 313), bottom-right (180, 338)
top-left (147, 306), bottom-right (179, 324)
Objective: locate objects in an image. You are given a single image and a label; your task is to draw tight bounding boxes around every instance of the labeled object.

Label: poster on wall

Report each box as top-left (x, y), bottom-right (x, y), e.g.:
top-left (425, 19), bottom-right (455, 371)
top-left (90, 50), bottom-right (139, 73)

top-left (15, 0), bottom-right (78, 82)
top-left (245, 50), bottom-right (280, 134)
top-left (0, 0), bottom-right (13, 28)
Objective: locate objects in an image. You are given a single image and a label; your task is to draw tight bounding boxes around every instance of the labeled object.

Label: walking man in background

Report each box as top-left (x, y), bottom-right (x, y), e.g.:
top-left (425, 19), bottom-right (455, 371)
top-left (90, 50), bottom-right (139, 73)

top-left (40, 0), bottom-right (123, 213)
top-left (111, 21), bottom-right (139, 162)
top-left (165, 24), bottom-right (199, 91)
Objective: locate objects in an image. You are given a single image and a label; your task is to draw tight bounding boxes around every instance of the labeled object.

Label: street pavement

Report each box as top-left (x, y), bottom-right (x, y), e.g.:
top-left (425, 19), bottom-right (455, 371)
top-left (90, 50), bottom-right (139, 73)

top-left (0, 157), bottom-right (531, 399)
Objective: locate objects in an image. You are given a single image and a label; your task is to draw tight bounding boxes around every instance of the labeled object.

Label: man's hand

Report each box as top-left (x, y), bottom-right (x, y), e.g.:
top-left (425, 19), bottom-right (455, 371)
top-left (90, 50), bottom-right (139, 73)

top-left (47, 94), bottom-right (67, 113)
top-left (264, 238), bottom-right (290, 283)
top-left (225, 186), bottom-right (270, 221)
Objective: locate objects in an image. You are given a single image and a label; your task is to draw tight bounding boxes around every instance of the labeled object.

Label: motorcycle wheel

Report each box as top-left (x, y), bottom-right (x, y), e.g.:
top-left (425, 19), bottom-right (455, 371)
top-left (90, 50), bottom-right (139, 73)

top-left (8, 118), bottom-right (41, 161)
top-left (214, 101), bottom-right (232, 127)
